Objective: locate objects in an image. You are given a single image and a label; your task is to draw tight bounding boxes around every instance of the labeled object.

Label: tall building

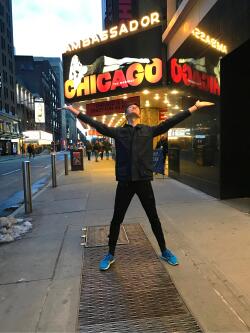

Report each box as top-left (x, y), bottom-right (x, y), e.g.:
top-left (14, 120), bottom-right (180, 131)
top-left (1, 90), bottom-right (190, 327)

top-left (102, 0), bottom-right (166, 29)
top-left (15, 56), bottom-right (61, 143)
top-left (16, 80), bottom-right (35, 133)
top-left (34, 57), bottom-right (71, 148)
top-left (0, 0), bottom-right (19, 155)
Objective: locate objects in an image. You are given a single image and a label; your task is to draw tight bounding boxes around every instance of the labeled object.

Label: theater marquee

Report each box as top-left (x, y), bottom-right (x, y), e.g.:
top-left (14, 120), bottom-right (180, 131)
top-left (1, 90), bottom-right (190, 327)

top-left (63, 21), bottom-right (165, 103)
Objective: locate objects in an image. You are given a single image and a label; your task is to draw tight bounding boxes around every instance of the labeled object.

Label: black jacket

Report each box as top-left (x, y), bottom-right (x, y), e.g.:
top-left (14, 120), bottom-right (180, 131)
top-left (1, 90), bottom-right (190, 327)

top-left (77, 110), bottom-right (191, 181)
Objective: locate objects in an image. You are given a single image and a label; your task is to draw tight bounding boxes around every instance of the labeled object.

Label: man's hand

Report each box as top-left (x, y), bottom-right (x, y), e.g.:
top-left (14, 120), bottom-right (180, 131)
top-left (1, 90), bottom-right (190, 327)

top-left (189, 100), bottom-right (215, 113)
top-left (57, 104), bottom-right (80, 117)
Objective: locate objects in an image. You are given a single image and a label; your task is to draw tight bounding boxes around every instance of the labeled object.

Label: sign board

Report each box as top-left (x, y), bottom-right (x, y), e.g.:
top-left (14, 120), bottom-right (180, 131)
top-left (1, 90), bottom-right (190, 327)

top-left (86, 96), bottom-right (140, 116)
top-left (35, 101), bottom-right (45, 123)
top-left (63, 24), bottom-right (165, 102)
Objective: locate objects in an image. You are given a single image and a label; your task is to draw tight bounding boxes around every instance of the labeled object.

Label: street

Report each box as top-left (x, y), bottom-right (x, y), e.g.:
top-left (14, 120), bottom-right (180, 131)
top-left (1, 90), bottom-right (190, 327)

top-left (0, 153), bottom-right (66, 216)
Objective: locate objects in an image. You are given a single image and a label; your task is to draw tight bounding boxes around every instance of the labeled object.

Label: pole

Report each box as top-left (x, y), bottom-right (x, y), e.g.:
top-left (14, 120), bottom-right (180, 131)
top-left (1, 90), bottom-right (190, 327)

top-left (51, 153), bottom-right (57, 187)
top-left (64, 153), bottom-right (69, 175)
top-left (22, 161), bottom-right (32, 213)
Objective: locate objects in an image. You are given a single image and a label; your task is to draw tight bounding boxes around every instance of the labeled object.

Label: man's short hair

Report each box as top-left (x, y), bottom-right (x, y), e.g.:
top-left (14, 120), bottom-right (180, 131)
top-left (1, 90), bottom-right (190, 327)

top-left (124, 103), bottom-right (140, 114)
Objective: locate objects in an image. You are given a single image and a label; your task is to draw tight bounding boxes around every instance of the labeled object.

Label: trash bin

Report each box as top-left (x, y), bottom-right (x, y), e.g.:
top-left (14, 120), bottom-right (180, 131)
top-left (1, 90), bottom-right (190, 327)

top-left (70, 149), bottom-right (84, 171)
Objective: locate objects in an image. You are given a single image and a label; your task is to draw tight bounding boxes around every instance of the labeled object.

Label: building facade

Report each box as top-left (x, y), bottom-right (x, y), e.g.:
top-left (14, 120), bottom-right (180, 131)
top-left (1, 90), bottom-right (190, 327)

top-left (15, 56), bottom-right (61, 144)
top-left (163, 0), bottom-right (250, 199)
top-left (102, 0), bottom-right (166, 29)
top-left (0, 0), bottom-right (19, 155)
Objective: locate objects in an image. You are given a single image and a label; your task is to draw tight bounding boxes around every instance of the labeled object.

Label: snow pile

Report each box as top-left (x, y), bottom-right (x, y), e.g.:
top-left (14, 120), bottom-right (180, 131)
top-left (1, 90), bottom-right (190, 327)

top-left (0, 217), bottom-right (32, 243)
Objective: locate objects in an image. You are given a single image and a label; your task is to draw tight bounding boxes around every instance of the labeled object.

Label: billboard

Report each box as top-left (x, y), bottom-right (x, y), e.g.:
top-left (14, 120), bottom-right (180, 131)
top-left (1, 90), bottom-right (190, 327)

top-left (35, 101), bottom-right (45, 123)
top-left (63, 20), bottom-right (165, 103)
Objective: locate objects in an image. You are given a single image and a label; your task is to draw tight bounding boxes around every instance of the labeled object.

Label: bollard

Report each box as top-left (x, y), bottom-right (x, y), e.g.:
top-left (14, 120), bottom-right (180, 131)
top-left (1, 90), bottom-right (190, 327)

top-left (51, 153), bottom-right (57, 187)
top-left (22, 161), bottom-right (32, 213)
top-left (64, 153), bottom-right (69, 175)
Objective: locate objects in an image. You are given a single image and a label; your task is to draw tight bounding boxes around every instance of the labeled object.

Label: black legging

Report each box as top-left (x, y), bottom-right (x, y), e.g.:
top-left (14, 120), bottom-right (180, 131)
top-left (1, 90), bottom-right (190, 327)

top-left (108, 180), bottom-right (166, 255)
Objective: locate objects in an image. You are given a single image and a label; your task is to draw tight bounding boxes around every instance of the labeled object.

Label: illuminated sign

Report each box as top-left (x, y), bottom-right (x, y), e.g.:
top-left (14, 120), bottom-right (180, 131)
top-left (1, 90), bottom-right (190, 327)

top-left (170, 58), bottom-right (220, 95)
top-left (65, 12), bottom-right (160, 52)
top-left (65, 58), bottom-right (162, 100)
top-left (86, 96), bottom-right (140, 116)
top-left (35, 101), bottom-right (45, 123)
top-left (192, 28), bottom-right (228, 54)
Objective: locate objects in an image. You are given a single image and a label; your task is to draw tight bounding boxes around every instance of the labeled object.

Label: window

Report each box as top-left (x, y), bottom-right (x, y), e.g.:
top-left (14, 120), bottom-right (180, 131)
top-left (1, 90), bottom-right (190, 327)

top-left (0, 4), bottom-right (4, 16)
top-left (3, 70), bottom-right (7, 82)
top-left (1, 36), bottom-right (6, 49)
top-left (2, 53), bottom-right (6, 66)
top-left (0, 20), bottom-right (4, 33)
top-left (5, 103), bottom-right (9, 113)
top-left (4, 87), bottom-right (8, 98)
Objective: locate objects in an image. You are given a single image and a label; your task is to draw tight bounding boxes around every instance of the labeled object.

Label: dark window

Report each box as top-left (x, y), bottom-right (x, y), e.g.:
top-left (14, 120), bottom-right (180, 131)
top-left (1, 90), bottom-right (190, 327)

top-left (0, 4), bottom-right (4, 16)
top-left (1, 36), bottom-right (6, 49)
top-left (3, 70), bottom-right (7, 82)
top-left (8, 60), bottom-right (12, 71)
top-left (0, 20), bottom-right (4, 33)
top-left (2, 53), bottom-right (6, 66)
top-left (4, 87), bottom-right (8, 98)
top-left (5, 103), bottom-right (9, 112)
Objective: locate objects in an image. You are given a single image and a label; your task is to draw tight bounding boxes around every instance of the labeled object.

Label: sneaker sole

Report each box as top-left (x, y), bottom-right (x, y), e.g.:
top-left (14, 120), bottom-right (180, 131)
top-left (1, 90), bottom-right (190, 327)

top-left (100, 259), bottom-right (115, 271)
top-left (160, 256), bottom-right (179, 266)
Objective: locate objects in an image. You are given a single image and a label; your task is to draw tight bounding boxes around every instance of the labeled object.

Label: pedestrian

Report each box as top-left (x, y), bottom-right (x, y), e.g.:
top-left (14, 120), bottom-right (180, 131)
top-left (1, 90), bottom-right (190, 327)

top-left (85, 140), bottom-right (92, 161)
top-left (27, 144), bottom-right (32, 159)
top-left (62, 100), bottom-right (214, 271)
top-left (31, 144), bottom-right (35, 158)
top-left (156, 135), bottom-right (168, 174)
top-left (93, 140), bottom-right (100, 162)
top-left (103, 138), bottom-right (112, 160)
top-left (99, 141), bottom-right (104, 160)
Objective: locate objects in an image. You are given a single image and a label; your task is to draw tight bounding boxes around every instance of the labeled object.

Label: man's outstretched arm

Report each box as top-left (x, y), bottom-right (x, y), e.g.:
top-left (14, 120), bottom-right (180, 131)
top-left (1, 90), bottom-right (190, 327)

top-left (60, 105), bottom-right (117, 138)
top-left (151, 100), bottom-right (214, 137)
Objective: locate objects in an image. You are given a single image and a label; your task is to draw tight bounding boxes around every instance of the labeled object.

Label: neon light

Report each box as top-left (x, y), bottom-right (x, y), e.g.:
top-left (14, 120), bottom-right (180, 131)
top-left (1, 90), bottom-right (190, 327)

top-left (65, 12), bottom-right (160, 52)
top-left (65, 58), bottom-right (162, 99)
top-left (192, 28), bottom-right (228, 54)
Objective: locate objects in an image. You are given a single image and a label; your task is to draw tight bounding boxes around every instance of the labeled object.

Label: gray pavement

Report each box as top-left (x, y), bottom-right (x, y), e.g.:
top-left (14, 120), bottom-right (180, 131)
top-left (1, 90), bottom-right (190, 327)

top-left (0, 159), bottom-right (250, 332)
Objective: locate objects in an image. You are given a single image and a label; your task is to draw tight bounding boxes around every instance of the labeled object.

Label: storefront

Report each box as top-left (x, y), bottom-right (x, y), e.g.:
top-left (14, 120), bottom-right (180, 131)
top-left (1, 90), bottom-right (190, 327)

top-left (63, 12), bottom-right (172, 148)
top-left (164, 0), bottom-right (250, 199)
top-left (0, 112), bottom-right (20, 155)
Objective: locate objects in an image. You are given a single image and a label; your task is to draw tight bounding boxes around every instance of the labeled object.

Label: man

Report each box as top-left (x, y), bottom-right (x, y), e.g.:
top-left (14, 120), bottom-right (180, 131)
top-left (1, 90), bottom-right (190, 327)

top-left (61, 100), bottom-right (214, 270)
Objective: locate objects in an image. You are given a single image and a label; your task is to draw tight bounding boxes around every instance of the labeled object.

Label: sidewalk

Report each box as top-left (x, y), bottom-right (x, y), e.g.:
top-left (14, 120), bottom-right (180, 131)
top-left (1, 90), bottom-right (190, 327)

top-left (0, 159), bottom-right (250, 332)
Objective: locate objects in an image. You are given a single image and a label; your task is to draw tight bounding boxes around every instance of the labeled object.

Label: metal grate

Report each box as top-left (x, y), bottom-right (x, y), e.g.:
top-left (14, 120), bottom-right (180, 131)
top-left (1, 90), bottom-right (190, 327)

top-left (83, 225), bottom-right (129, 248)
top-left (78, 224), bottom-right (203, 332)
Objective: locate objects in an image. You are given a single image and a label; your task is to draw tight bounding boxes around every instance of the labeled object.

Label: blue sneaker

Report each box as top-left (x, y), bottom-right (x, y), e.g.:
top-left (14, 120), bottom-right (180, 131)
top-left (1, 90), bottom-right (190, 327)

top-left (160, 249), bottom-right (179, 266)
top-left (99, 253), bottom-right (115, 271)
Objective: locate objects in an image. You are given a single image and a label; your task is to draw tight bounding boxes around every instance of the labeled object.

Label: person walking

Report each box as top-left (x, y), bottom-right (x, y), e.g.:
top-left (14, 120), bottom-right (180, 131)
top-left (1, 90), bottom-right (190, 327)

top-left (61, 100), bottom-right (214, 270)
top-left (103, 138), bottom-right (112, 160)
top-left (93, 140), bottom-right (100, 162)
top-left (27, 144), bottom-right (32, 159)
top-left (85, 140), bottom-right (92, 161)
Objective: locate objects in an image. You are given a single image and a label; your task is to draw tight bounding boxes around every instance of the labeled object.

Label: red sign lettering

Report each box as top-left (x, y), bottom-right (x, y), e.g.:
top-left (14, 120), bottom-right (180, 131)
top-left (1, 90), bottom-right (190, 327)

top-left (170, 58), bottom-right (220, 95)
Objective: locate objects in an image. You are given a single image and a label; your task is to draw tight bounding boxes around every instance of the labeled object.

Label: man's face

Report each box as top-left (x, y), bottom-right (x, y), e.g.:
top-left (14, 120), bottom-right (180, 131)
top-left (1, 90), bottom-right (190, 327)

top-left (125, 104), bottom-right (141, 119)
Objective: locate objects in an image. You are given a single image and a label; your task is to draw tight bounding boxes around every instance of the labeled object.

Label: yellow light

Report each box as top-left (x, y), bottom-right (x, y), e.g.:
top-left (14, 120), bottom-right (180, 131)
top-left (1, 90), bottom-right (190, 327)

top-left (66, 12), bottom-right (160, 52)
top-left (192, 27), bottom-right (228, 54)
top-left (171, 90), bottom-right (178, 94)
top-left (93, 117), bottom-right (97, 120)
top-left (145, 100), bottom-right (150, 107)
top-left (143, 89), bottom-right (149, 95)
top-left (174, 105), bottom-right (179, 110)
top-left (154, 94), bottom-right (160, 100)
